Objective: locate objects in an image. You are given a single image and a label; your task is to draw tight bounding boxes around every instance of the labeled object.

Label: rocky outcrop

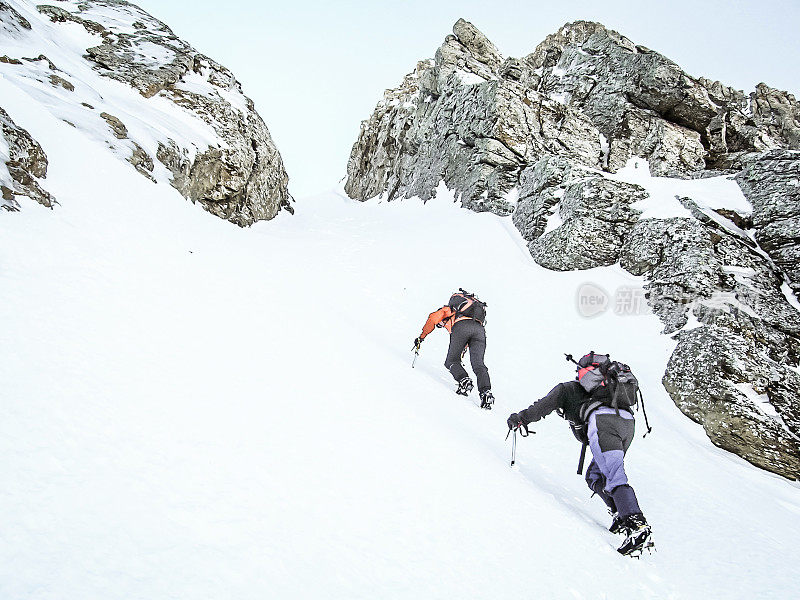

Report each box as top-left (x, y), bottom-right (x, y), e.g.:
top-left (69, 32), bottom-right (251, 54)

top-left (1, 106), bottom-right (54, 211)
top-left (1, 0), bottom-right (290, 225)
top-left (524, 22), bottom-right (800, 172)
top-left (347, 19), bottom-right (799, 208)
top-left (345, 19), bottom-right (602, 214)
top-left (348, 19), bottom-right (800, 480)
top-left (736, 150), bottom-right (800, 298)
top-left (157, 52), bottom-right (291, 225)
top-left (512, 156), bottom-right (593, 242)
top-left (664, 325), bottom-right (800, 480)
top-left (618, 199), bottom-right (800, 478)
top-left (620, 217), bottom-right (718, 334)
top-left (1, 1), bottom-right (30, 34)
top-left (522, 21), bottom-right (712, 177)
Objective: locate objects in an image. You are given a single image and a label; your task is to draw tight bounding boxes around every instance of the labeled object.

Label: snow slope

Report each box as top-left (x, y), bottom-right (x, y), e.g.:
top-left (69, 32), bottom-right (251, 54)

top-left (2, 77), bottom-right (800, 599)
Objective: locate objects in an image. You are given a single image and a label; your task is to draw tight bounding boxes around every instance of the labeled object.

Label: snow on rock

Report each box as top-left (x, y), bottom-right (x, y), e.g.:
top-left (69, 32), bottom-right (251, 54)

top-left (0, 0), bottom-right (290, 225)
top-left (0, 104), bottom-right (54, 210)
top-left (529, 175), bottom-right (646, 271)
top-left (664, 323), bottom-right (800, 479)
top-left (617, 166), bottom-right (800, 479)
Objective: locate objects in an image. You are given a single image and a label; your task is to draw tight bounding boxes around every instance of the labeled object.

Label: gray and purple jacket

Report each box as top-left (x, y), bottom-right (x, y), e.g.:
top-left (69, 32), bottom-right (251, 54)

top-left (517, 381), bottom-right (642, 517)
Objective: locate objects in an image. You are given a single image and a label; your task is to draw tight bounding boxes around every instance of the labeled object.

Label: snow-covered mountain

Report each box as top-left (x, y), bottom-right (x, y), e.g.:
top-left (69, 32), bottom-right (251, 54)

top-left (2, 5), bottom-right (800, 600)
top-left (0, 0), bottom-right (290, 224)
top-left (346, 19), bottom-right (800, 481)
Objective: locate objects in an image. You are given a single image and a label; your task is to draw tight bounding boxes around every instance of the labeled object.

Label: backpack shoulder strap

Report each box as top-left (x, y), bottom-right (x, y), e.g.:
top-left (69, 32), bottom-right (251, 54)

top-left (450, 294), bottom-right (473, 317)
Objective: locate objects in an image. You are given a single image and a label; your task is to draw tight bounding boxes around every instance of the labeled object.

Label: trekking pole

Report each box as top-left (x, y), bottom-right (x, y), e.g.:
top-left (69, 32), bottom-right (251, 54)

top-left (511, 429), bottom-right (517, 467)
top-left (412, 348), bottom-right (419, 368)
top-left (638, 389), bottom-right (653, 437)
top-left (564, 353), bottom-right (579, 365)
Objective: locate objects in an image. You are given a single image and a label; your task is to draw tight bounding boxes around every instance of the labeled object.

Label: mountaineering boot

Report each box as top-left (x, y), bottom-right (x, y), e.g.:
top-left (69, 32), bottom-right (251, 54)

top-left (617, 513), bottom-right (654, 557)
top-left (479, 390), bottom-right (494, 410)
top-left (609, 512), bottom-right (627, 535)
top-left (456, 377), bottom-right (474, 396)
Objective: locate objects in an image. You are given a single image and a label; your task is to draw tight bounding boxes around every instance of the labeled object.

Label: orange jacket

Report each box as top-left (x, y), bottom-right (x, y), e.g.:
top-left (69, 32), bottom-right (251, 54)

top-left (419, 306), bottom-right (473, 339)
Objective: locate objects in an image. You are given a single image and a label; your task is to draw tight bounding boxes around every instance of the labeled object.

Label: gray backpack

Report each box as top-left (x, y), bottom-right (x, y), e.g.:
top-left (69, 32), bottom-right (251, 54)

top-left (574, 352), bottom-right (639, 421)
top-left (567, 351), bottom-right (649, 476)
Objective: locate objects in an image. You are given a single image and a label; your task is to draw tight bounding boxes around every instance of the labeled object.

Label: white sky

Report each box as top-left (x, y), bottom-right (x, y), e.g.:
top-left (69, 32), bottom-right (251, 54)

top-left (132, 0), bottom-right (800, 199)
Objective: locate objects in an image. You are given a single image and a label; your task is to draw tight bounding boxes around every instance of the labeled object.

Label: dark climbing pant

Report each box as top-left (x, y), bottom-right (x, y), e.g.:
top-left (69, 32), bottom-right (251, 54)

top-left (584, 407), bottom-right (642, 518)
top-left (444, 319), bottom-right (491, 393)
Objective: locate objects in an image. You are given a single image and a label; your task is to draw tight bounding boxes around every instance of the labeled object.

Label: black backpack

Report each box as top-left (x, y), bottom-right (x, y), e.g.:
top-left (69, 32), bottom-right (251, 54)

top-left (448, 288), bottom-right (487, 324)
top-left (574, 351), bottom-right (639, 421)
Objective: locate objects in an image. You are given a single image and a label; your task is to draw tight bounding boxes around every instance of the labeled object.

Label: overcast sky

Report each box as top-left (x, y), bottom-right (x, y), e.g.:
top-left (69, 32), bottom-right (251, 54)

top-left (133, 0), bottom-right (800, 199)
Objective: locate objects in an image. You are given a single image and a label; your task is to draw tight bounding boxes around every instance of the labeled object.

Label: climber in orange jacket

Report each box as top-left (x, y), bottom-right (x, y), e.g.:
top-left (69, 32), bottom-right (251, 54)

top-left (413, 289), bottom-right (494, 409)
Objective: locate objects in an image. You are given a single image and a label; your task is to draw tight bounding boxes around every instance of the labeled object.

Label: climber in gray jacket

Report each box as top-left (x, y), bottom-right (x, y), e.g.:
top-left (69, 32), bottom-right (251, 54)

top-left (507, 353), bottom-right (654, 556)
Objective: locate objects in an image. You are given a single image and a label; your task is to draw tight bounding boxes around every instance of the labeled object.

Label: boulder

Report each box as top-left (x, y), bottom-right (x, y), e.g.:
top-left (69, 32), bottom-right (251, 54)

top-left (529, 176), bottom-right (645, 270)
top-left (664, 324), bottom-right (800, 480)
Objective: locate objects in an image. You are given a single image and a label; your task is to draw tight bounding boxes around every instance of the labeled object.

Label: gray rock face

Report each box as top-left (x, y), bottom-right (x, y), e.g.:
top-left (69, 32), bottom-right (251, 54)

top-left (736, 150), bottom-right (800, 297)
top-left (1, 106), bottom-right (54, 211)
top-left (523, 21), bottom-right (711, 177)
top-left (621, 217), bottom-right (718, 334)
top-left (525, 22), bottom-right (799, 173)
top-left (153, 53), bottom-right (292, 225)
top-left (345, 19), bottom-right (602, 214)
top-left (620, 200), bottom-right (800, 477)
top-left (664, 325), bottom-right (800, 480)
top-left (606, 110), bottom-right (705, 177)
top-left (512, 156), bottom-right (594, 242)
top-left (748, 84), bottom-right (800, 150)
top-left (2, 1), bottom-right (290, 225)
top-left (348, 19), bottom-right (800, 480)
top-left (348, 19), bottom-right (799, 209)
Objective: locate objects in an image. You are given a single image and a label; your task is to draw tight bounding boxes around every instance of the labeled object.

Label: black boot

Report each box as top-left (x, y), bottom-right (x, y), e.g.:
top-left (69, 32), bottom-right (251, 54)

top-left (456, 377), bottom-right (474, 396)
top-left (608, 512), bottom-right (626, 535)
top-left (617, 513), bottom-right (654, 556)
top-left (479, 390), bottom-right (494, 409)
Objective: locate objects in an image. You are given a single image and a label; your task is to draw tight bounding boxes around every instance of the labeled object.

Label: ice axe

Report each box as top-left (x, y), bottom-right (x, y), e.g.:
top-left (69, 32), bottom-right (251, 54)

top-left (412, 338), bottom-right (422, 368)
top-left (505, 422), bottom-right (533, 467)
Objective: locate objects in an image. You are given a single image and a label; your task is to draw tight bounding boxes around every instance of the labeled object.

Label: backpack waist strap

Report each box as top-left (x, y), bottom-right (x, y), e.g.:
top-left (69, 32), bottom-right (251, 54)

top-left (580, 400), bottom-right (633, 423)
top-left (451, 315), bottom-right (483, 327)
